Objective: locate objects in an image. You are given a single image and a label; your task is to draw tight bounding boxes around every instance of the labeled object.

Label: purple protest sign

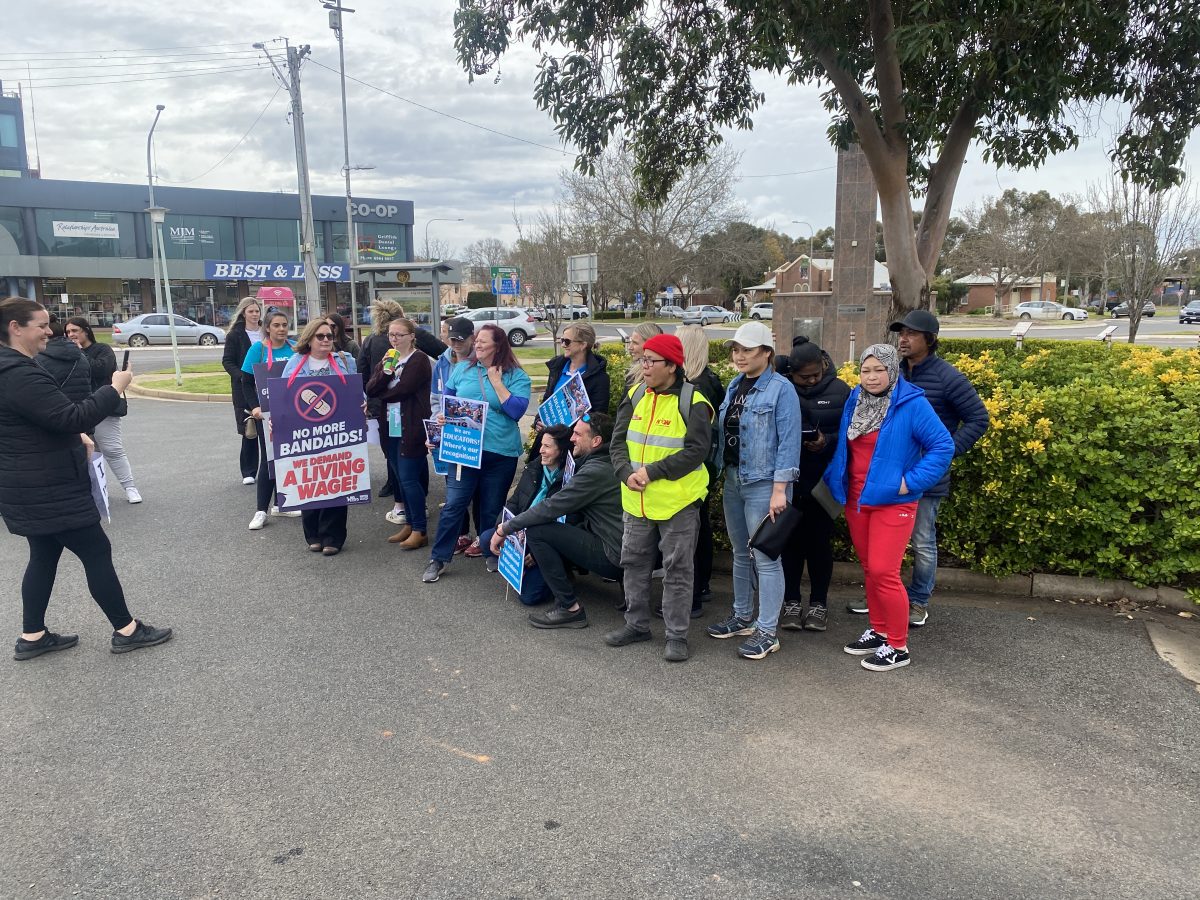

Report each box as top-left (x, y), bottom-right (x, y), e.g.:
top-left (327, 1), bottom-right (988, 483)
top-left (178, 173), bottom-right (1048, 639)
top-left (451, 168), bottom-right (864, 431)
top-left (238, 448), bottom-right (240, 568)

top-left (267, 373), bottom-right (372, 511)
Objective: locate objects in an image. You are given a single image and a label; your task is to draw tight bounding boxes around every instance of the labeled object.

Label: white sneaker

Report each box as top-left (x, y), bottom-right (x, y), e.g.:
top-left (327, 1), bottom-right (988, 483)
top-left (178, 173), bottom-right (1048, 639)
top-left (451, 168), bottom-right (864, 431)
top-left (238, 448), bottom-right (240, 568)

top-left (248, 511), bottom-right (268, 530)
top-left (385, 508), bottom-right (408, 525)
top-left (270, 505), bottom-right (301, 518)
top-left (242, 476), bottom-right (255, 485)
top-left (125, 488), bottom-right (143, 504)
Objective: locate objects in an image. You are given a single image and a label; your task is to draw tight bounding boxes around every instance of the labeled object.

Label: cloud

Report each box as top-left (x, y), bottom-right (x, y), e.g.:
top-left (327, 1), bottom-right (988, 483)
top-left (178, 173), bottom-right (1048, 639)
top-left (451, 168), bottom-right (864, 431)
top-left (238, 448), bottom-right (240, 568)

top-left (4, 0), bottom-right (1196, 259)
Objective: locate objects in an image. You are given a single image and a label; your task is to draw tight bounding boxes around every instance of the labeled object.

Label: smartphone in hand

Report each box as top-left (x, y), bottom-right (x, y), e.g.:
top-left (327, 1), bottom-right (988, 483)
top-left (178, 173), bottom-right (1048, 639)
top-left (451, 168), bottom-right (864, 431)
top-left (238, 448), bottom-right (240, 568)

top-left (121, 350), bottom-right (130, 371)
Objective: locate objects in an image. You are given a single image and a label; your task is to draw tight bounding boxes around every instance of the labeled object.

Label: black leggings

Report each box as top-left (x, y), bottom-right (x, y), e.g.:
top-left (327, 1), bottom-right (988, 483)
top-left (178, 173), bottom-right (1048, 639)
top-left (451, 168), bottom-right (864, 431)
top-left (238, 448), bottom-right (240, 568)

top-left (255, 429), bottom-right (276, 512)
top-left (23, 523), bottom-right (134, 633)
top-left (781, 493), bottom-right (836, 607)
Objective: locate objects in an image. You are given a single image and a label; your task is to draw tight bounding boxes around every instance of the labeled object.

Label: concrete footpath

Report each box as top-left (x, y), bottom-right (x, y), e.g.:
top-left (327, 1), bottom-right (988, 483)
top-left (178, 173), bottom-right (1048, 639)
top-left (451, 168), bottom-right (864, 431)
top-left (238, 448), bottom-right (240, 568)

top-left (2, 398), bottom-right (1196, 900)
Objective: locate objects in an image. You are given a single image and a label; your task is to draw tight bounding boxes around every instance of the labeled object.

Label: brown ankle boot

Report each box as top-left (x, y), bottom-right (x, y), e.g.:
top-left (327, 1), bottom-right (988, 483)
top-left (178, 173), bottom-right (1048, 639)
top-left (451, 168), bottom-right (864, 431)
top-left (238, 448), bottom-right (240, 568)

top-left (388, 525), bottom-right (413, 544)
top-left (399, 530), bottom-right (427, 550)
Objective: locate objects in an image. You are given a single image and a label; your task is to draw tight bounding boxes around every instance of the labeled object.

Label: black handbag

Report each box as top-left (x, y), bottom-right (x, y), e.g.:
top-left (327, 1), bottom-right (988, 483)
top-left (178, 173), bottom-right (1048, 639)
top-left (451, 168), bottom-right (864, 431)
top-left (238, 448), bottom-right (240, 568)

top-left (748, 505), bottom-right (803, 560)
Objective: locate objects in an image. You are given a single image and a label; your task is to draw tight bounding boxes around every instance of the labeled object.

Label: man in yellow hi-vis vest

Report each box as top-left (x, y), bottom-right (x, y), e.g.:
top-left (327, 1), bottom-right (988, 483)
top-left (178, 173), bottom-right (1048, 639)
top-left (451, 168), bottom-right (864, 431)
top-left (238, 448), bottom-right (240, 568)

top-left (608, 333), bottom-right (714, 662)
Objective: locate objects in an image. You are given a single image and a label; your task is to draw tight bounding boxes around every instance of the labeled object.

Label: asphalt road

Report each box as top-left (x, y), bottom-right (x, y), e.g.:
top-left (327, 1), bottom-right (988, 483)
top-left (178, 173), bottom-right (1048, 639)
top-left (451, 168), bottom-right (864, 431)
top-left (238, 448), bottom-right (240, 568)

top-left (1, 398), bottom-right (1197, 899)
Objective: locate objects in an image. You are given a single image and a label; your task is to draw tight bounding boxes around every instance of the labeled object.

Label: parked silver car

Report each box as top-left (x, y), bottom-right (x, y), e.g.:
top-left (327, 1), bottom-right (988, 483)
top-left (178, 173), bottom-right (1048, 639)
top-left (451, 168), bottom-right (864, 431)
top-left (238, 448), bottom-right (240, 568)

top-left (112, 314), bottom-right (225, 347)
top-left (681, 305), bottom-right (740, 326)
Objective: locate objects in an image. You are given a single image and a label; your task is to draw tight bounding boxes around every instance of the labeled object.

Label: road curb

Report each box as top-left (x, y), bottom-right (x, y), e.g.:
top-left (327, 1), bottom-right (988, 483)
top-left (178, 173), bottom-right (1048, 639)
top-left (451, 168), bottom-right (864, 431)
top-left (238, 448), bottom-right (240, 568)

top-left (126, 382), bottom-right (230, 402)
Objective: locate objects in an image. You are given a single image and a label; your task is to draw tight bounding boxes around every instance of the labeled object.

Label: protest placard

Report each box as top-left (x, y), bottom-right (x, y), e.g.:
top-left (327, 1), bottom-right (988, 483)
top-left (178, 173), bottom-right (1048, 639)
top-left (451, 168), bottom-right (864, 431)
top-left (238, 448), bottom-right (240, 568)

top-left (267, 373), bottom-right (372, 510)
top-left (438, 395), bottom-right (488, 469)
top-left (423, 418), bottom-right (449, 476)
top-left (252, 359), bottom-right (287, 468)
top-left (88, 451), bottom-right (110, 523)
top-left (497, 507), bottom-right (526, 593)
top-left (537, 370), bottom-right (591, 428)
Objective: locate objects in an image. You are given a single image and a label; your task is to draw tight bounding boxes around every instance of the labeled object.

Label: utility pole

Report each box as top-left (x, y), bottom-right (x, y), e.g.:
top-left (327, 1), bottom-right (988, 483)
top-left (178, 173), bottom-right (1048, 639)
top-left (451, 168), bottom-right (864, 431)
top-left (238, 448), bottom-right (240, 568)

top-left (256, 39), bottom-right (323, 324)
top-left (324, 0), bottom-right (359, 339)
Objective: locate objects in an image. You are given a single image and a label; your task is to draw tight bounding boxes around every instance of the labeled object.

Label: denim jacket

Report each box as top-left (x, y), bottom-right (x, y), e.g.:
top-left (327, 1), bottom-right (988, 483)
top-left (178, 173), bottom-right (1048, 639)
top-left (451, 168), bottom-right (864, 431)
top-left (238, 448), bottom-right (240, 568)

top-left (717, 368), bottom-right (801, 484)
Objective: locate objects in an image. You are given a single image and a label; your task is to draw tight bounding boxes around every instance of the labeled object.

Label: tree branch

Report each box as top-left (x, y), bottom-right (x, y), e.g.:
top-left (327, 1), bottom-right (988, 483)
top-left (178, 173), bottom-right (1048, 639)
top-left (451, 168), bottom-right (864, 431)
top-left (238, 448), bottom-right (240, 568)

top-left (918, 92), bottom-right (981, 275)
top-left (807, 42), bottom-right (894, 180)
top-left (868, 0), bottom-right (905, 150)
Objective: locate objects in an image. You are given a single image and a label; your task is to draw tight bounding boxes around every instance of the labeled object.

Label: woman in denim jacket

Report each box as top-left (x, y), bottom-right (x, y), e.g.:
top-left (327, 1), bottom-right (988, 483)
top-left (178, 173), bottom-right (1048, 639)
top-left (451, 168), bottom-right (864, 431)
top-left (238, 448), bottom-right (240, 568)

top-left (706, 322), bottom-right (801, 660)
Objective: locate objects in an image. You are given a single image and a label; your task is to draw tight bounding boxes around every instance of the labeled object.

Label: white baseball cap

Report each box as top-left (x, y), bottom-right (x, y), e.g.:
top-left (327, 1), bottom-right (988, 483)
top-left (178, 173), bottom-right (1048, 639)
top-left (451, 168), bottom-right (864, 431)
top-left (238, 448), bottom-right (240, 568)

top-left (723, 320), bottom-right (775, 351)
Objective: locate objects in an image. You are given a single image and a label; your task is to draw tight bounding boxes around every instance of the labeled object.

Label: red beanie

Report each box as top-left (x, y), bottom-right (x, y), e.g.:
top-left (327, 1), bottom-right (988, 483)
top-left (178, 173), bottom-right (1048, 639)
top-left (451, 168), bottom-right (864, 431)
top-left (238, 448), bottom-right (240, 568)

top-left (642, 333), bottom-right (685, 368)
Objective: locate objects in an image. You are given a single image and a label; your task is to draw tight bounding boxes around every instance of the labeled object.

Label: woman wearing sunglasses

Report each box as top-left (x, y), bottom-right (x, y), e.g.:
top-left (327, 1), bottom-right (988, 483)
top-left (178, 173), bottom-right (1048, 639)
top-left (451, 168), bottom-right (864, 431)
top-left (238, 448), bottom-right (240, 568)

top-left (538, 322), bottom-right (610, 423)
top-left (281, 318), bottom-right (360, 556)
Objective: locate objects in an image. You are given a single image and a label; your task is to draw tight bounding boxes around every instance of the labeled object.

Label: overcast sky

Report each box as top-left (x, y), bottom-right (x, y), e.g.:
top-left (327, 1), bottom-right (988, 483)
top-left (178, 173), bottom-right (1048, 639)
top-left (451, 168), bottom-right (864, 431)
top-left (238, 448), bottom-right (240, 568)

top-left (5, 0), bottom-right (1197, 257)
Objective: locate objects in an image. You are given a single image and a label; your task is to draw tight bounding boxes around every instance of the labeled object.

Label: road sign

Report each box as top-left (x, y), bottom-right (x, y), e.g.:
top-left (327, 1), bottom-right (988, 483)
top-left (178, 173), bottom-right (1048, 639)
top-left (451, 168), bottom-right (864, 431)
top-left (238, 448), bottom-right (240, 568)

top-left (490, 266), bottom-right (520, 296)
top-left (635, 291), bottom-right (644, 304)
top-left (567, 253), bottom-right (598, 287)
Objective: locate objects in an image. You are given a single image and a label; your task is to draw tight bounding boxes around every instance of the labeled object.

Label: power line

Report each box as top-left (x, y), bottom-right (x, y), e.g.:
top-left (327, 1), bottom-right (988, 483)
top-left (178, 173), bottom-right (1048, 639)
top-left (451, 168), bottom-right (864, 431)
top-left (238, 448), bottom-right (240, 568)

top-left (738, 165), bottom-right (838, 179)
top-left (158, 86), bottom-right (282, 185)
top-left (0, 41), bottom-right (269, 58)
top-left (0, 53), bottom-right (263, 72)
top-left (12, 63), bottom-right (269, 89)
top-left (306, 57), bottom-right (570, 157)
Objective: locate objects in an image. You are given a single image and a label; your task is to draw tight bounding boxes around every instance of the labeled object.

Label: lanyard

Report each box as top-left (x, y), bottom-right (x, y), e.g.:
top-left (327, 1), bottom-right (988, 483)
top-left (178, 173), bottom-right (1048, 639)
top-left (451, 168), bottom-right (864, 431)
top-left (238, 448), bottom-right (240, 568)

top-left (265, 340), bottom-right (293, 368)
top-left (287, 352), bottom-right (346, 387)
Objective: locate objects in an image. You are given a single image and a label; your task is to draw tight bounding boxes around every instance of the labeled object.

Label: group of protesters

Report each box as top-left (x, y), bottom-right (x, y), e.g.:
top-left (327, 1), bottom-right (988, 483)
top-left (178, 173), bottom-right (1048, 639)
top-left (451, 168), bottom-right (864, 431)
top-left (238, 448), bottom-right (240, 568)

top-left (2, 290), bottom-right (987, 671)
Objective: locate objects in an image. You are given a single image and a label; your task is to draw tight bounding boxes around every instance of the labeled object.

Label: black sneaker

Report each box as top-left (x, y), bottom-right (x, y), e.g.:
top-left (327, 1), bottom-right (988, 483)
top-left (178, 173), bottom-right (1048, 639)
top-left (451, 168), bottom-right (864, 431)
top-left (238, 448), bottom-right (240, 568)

top-left (111, 621), bottom-right (173, 654)
top-left (843, 628), bottom-right (887, 656)
top-left (529, 607), bottom-right (588, 629)
top-left (706, 614), bottom-right (754, 640)
top-left (861, 644), bottom-right (911, 672)
top-left (846, 598), bottom-right (869, 614)
top-left (604, 625), bottom-right (652, 647)
top-left (664, 639), bottom-right (689, 662)
top-left (422, 560), bottom-right (447, 583)
top-left (908, 604), bottom-right (929, 628)
top-left (14, 631), bottom-right (79, 661)
top-left (779, 602), bottom-right (805, 631)
top-left (737, 628), bottom-right (780, 660)
top-left (801, 605), bottom-right (828, 632)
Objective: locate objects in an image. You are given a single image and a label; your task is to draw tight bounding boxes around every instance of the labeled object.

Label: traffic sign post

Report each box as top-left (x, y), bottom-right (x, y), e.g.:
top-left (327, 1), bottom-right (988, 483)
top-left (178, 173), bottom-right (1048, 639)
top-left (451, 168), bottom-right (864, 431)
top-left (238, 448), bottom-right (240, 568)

top-left (491, 266), bottom-right (521, 297)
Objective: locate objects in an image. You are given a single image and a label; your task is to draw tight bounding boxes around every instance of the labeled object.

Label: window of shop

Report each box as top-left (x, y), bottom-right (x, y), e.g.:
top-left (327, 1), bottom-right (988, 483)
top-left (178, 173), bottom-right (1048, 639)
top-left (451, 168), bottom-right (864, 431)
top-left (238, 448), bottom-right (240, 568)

top-left (321, 221), bottom-right (404, 264)
top-left (161, 214), bottom-right (234, 261)
top-left (0, 205), bottom-right (24, 252)
top-left (0, 113), bottom-right (17, 148)
top-left (243, 218), bottom-right (300, 261)
top-left (49, 277), bottom-right (142, 327)
top-left (34, 208), bottom-right (137, 258)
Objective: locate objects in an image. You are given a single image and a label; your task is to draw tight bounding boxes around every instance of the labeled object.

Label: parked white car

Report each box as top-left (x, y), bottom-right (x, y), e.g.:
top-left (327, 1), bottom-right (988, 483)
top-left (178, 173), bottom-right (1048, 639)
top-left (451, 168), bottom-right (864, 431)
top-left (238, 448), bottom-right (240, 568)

top-left (681, 305), bottom-right (740, 326)
top-left (749, 303), bottom-right (773, 320)
top-left (458, 307), bottom-right (540, 346)
top-left (1012, 301), bottom-right (1088, 321)
top-left (112, 314), bottom-right (226, 346)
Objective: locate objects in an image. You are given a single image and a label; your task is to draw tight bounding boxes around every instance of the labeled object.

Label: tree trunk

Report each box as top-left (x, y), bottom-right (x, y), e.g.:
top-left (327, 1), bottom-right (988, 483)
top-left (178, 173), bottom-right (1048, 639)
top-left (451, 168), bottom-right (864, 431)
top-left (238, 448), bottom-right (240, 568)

top-left (877, 175), bottom-right (929, 330)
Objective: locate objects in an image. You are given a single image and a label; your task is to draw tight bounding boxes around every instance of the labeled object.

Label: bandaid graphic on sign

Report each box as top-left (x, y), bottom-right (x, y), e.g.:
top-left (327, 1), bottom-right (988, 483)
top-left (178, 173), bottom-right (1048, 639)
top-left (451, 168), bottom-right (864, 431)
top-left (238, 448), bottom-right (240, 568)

top-left (300, 388), bottom-right (332, 416)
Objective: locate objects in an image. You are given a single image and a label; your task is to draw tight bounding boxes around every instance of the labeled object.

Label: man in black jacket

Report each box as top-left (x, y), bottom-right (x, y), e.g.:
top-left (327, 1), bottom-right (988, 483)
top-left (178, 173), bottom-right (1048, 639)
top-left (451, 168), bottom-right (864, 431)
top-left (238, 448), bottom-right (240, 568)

top-left (489, 413), bottom-right (624, 630)
top-left (857, 310), bottom-right (988, 628)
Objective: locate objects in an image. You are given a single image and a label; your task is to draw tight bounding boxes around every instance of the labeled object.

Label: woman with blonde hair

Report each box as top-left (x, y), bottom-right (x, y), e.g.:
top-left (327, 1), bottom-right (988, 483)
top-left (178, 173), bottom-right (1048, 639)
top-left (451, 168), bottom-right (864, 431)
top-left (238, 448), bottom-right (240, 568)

top-left (222, 296), bottom-right (263, 484)
top-left (623, 321), bottom-right (664, 389)
top-left (538, 320), bottom-right (611, 421)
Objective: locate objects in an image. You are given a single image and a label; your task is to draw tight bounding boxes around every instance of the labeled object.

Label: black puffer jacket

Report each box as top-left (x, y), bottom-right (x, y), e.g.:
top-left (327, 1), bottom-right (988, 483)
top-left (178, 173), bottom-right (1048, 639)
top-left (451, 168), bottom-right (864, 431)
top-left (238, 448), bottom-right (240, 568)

top-left (793, 351), bottom-right (851, 497)
top-left (0, 346), bottom-right (121, 536)
top-left (37, 338), bottom-right (92, 403)
top-left (540, 352), bottom-right (611, 418)
top-left (222, 324), bottom-right (254, 433)
top-left (80, 340), bottom-right (118, 392)
top-left (900, 352), bottom-right (989, 498)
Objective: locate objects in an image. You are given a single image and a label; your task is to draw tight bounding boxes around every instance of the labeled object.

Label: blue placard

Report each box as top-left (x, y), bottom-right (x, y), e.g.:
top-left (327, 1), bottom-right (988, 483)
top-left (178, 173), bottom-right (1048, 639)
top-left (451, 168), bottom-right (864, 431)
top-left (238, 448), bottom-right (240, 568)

top-left (537, 370), bottom-right (591, 428)
top-left (437, 396), bottom-right (487, 469)
top-left (266, 373), bottom-right (372, 510)
top-left (497, 508), bottom-right (525, 593)
top-left (423, 419), bottom-right (449, 476)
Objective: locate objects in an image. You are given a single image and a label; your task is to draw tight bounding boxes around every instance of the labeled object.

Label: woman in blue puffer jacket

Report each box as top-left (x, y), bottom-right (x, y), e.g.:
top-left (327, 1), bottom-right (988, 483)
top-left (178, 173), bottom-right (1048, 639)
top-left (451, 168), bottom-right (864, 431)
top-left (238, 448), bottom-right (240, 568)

top-left (824, 343), bottom-right (952, 673)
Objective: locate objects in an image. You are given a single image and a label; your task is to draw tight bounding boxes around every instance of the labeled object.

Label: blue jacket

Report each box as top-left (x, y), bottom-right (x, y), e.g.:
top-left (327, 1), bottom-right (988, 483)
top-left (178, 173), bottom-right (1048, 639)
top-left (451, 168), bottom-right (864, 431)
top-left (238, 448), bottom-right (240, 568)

top-left (823, 378), bottom-right (954, 510)
top-left (900, 353), bottom-right (989, 498)
top-left (717, 368), bottom-right (801, 484)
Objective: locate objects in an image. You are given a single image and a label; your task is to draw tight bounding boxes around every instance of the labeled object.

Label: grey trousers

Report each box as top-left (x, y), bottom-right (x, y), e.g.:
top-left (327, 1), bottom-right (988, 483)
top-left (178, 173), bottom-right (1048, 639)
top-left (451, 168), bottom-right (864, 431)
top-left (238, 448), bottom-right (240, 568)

top-left (94, 416), bottom-right (137, 491)
top-left (620, 506), bottom-right (700, 641)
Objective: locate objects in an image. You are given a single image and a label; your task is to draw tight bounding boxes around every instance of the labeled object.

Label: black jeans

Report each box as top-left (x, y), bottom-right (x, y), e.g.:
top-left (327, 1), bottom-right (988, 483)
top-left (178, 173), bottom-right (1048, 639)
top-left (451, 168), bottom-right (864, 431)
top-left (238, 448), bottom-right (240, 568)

top-left (23, 523), bottom-right (134, 633)
top-left (781, 492), bottom-right (836, 607)
top-left (693, 493), bottom-right (714, 601)
top-left (302, 507), bottom-right (349, 550)
top-left (239, 432), bottom-right (259, 479)
top-left (255, 430), bottom-right (276, 512)
top-left (525, 522), bottom-right (623, 610)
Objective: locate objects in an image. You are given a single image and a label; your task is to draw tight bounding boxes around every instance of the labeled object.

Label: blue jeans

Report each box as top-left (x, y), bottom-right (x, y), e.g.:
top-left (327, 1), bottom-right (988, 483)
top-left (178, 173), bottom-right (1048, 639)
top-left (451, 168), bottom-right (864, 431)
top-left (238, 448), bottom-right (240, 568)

top-left (907, 494), bottom-right (943, 607)
top-left (430, 451), bottom-right (518, 563)
top-left (723, 473), bottom-right (790, 635)
top-left (391, 449), bottom-right (429, 534)
top-left (479, 526), bottom-right (552, 606)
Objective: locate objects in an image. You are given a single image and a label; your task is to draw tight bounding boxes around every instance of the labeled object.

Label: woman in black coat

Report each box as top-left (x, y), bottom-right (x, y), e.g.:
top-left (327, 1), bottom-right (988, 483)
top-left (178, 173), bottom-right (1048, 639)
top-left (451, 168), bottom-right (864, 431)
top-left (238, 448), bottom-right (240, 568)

top-left (778, 337), bottom-right (852, 633)
top-left (1, 298), bottom-right (171, 661)
top-left (537, 322), bottom-right (611, 422)
top-left (221, 297), bottom-right (263, 483)
top-left (37, 322), bottom-right (92, 405)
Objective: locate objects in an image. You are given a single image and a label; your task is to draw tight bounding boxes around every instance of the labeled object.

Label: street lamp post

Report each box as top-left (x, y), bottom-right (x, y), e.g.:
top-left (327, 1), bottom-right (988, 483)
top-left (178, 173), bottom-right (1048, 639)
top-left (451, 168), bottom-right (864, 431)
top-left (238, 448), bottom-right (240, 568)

top-left (323, 0), bottom-right (361, 338)
top-left (146, 205), bottom-right (183, 386)
top-left (423, 217), bottom-right (463, 261)
top-left (146, 105), bottom-right (165, 315)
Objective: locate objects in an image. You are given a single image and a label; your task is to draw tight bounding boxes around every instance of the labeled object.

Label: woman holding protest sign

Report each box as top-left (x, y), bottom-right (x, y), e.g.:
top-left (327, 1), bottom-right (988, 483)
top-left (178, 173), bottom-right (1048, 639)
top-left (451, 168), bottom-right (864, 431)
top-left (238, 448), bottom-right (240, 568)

top-left (1, 297), bottom-right (172, 660)
top-left (538, 323), bottom-right (610, 425)
top-left (241, 310), bottom-right (298, 532)
top-left (365, 317), bottom-right (432, 550)
top-left (423, 323), bottom-right (532, 583)
top-left (222, 297), bottom-right (263, 484)
top-left (280, 318), bottom-right (361, 556)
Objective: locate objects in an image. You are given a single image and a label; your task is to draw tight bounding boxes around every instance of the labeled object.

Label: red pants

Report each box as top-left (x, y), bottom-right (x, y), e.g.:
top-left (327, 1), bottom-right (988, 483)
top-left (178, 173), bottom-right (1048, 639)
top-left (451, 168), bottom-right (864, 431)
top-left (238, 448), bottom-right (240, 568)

top-left (845, 500), bottom-right (919, 648)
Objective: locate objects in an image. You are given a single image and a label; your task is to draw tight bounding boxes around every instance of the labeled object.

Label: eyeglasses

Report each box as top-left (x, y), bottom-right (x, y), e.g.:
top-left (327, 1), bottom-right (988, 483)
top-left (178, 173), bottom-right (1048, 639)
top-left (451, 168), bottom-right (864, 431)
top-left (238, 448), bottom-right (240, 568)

top-left (558, 337), bottom-right (580, 346)
top-left (640, 357), bottom-right (668, 367)
top-left (313, 332), bottom-right (334, 341)
top-left (389, 332), bottom-right (413, 339)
